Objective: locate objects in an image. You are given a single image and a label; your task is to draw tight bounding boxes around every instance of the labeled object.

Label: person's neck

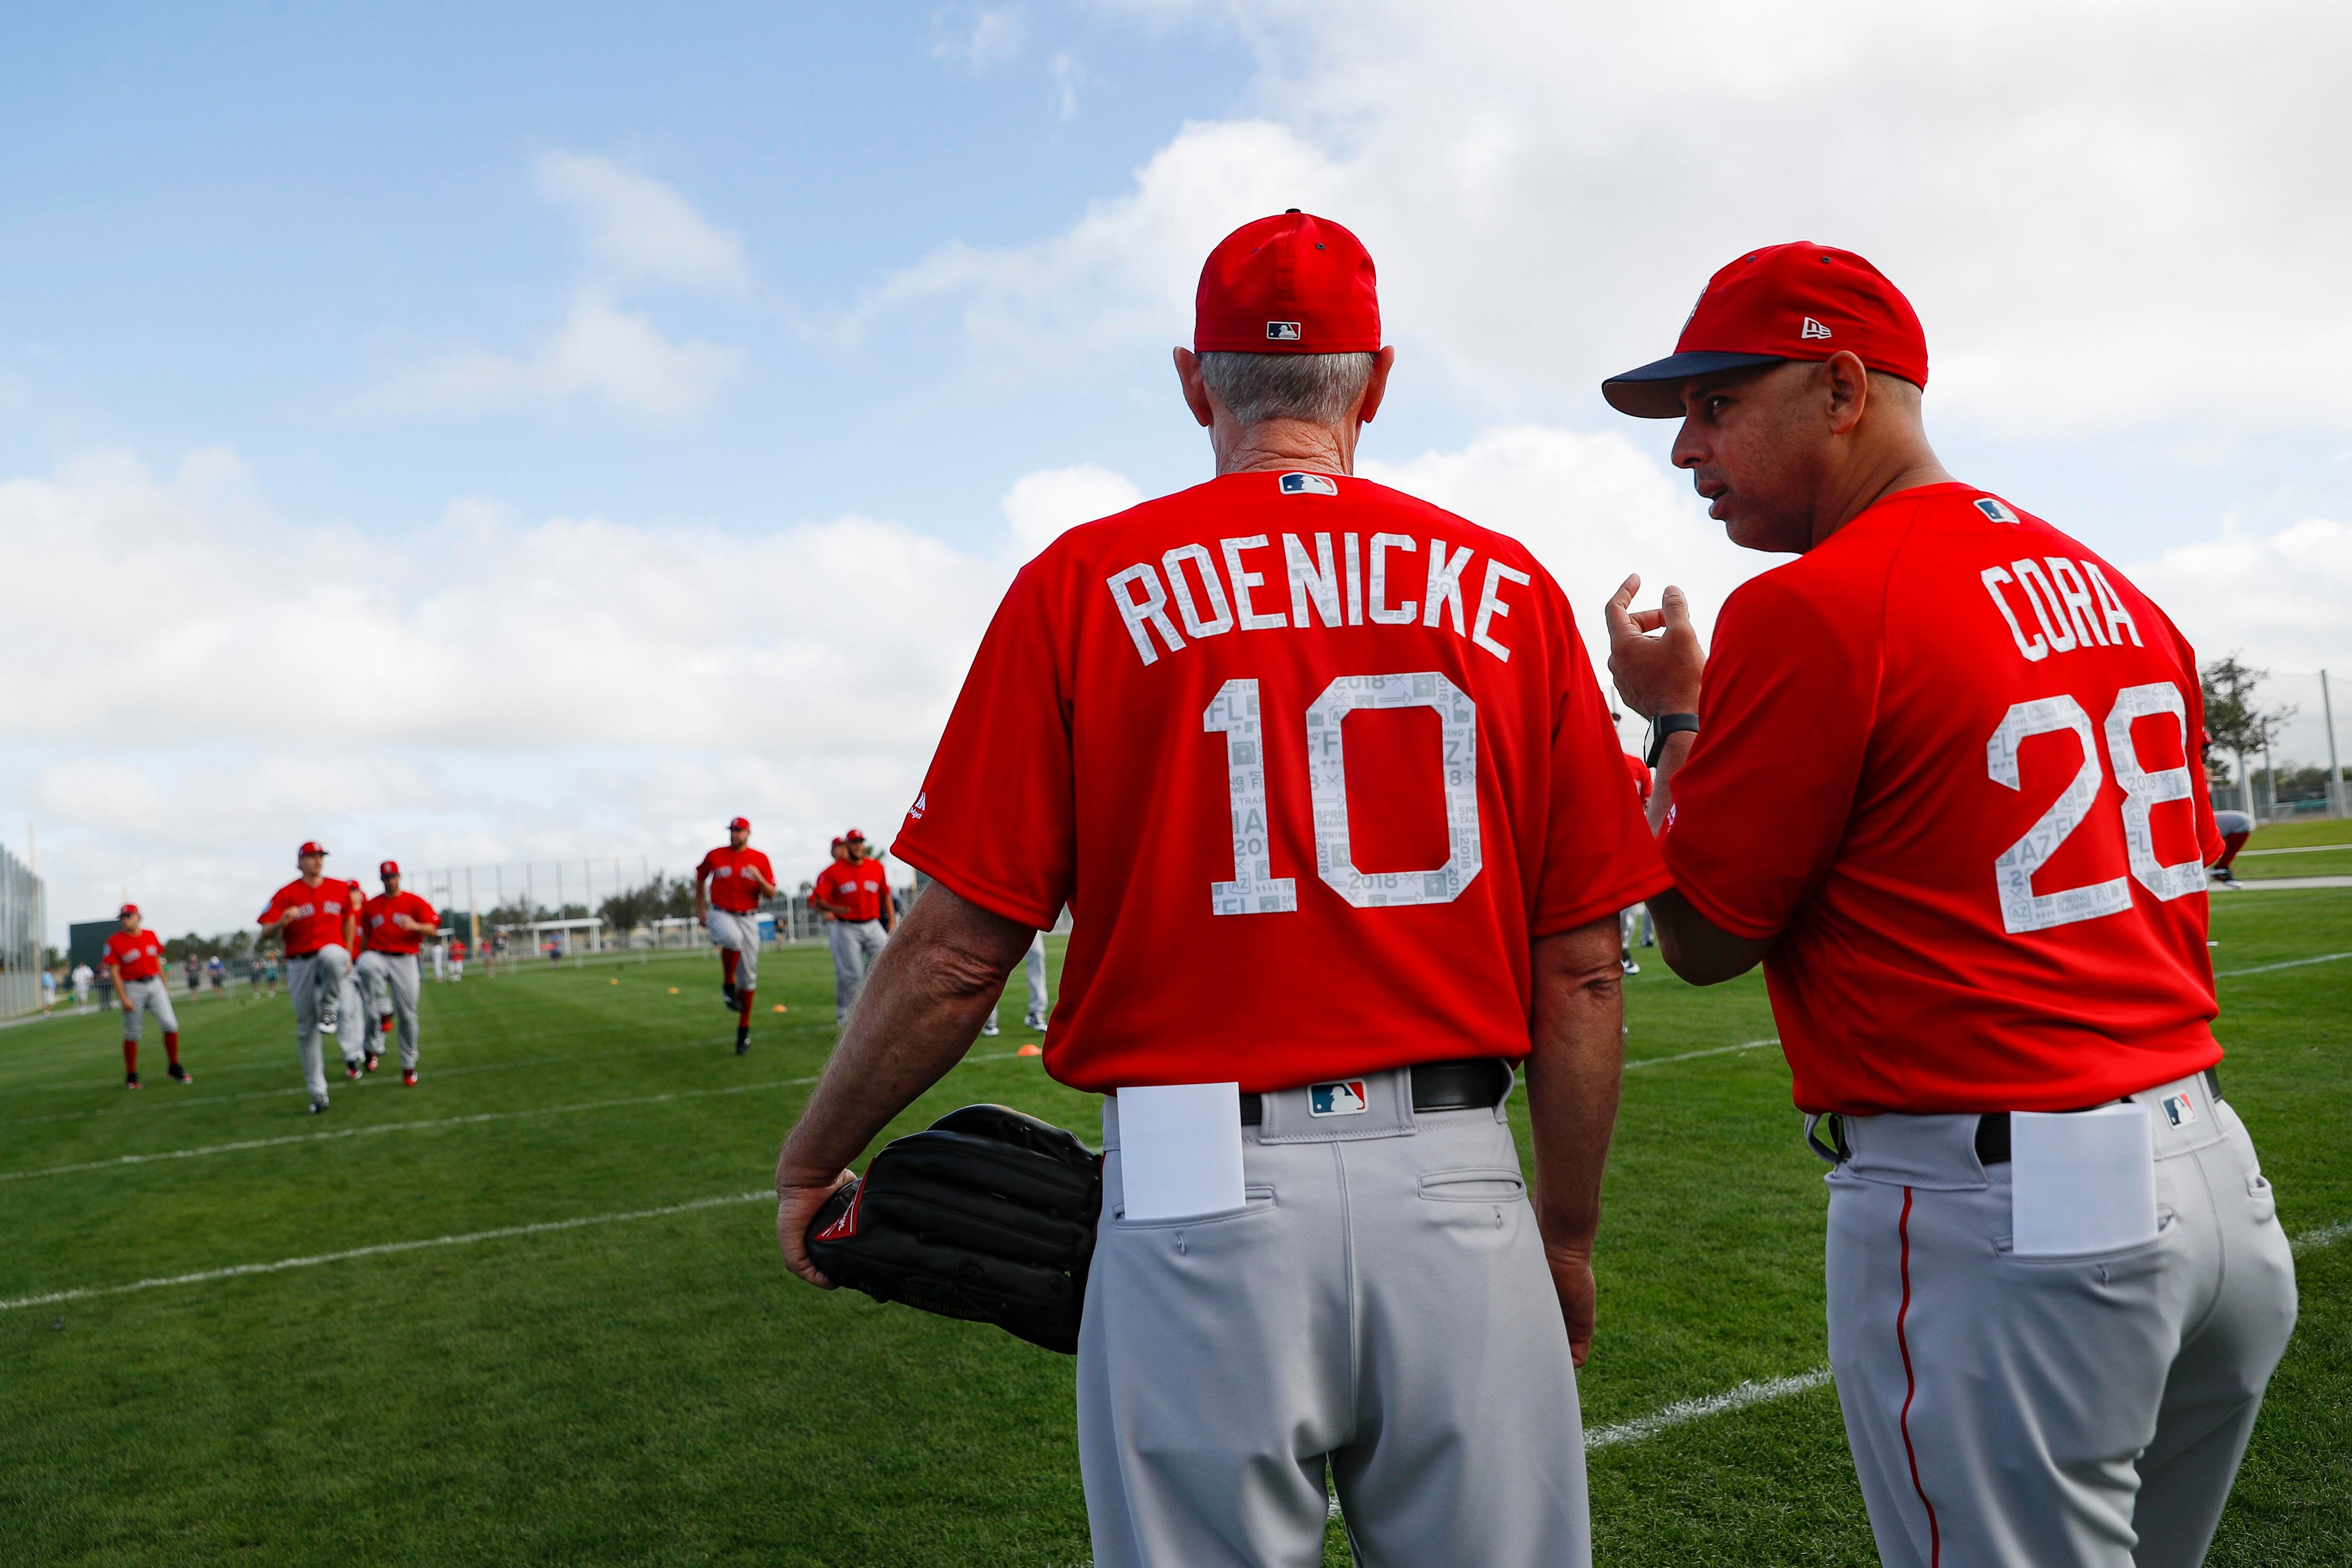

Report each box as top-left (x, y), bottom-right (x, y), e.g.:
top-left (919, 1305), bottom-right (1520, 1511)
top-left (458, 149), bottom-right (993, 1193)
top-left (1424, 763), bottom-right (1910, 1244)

top-left (1808, 439), bottom-right (1955, 549)
top-left (1215, 418), bottom-right (1355, 478)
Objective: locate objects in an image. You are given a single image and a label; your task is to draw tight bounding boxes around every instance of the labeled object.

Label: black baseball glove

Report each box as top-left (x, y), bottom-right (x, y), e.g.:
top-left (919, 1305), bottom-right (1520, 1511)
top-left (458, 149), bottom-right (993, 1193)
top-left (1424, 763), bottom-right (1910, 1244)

top-left (805, 1103), bottom-right (1102, 1353)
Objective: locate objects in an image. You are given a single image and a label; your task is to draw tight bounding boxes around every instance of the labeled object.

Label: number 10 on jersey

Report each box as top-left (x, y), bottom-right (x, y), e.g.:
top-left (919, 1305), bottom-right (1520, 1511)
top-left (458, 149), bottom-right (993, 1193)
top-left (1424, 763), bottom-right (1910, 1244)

top-left (1205, 673), bottom-right (1483, 916)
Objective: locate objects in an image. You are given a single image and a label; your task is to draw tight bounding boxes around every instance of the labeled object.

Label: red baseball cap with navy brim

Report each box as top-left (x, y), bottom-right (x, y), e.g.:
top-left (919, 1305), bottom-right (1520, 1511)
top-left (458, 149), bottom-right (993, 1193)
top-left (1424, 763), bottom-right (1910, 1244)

top-left (1196, 211), bottom-right (1382, 355)
top-left (1602, 242), bottom-right (1929, 418)
top-left (844, 828), bottom-right (867, 842)
top-left (728, 817), bottom-right (751, 832)
top-left (380, 860), bottom-right (400, 877)
top-left (119, 902), bottom-right (140, 918)
top-left (298, 841), bottom-right (327, 859)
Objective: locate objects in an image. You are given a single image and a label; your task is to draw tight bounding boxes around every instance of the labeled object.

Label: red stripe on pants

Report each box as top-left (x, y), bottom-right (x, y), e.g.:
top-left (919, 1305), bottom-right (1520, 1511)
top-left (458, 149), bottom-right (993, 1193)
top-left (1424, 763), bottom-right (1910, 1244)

top-left (1895, 1185), bottom-right (1941, 1566)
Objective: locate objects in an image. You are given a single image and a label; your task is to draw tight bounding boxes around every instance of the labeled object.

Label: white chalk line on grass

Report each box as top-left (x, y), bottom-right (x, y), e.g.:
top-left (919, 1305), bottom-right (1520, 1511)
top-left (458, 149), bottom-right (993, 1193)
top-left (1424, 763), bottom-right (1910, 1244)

top-left (1585, 1368), bottom-right (1835, 1449)
top-left (1, 1049), bottom-right (1034, 1184)
top-left (0, 1190), bottom-right (775, 1312)
top-left (4, 1035), bottom-right (739, 1123)
top-left (1624, 1038), bottom-right (1779, 1069)
top-left (2292, 1219), bottom-right (2350, 1254)
top-left (2213, 950), bottom-right (2352, 978)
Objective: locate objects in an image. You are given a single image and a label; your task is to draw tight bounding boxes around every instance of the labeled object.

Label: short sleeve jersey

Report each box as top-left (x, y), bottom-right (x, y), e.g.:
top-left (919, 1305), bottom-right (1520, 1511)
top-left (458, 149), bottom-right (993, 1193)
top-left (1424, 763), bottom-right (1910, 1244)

top-left (105, 930), bottom-right (166, 981)
top-left (1661, 483), bottom-right (2224, 1115)
top-left (814, 859), bottom-right (890, 923)
top-left (893, 470), bottom-right (1671, 1094)
top-left (259, 877), bottom-right (354, 956)
top-left (362, 891), bottom-right (439, 954)
top-left (698, 846), bottom-right (775, 914)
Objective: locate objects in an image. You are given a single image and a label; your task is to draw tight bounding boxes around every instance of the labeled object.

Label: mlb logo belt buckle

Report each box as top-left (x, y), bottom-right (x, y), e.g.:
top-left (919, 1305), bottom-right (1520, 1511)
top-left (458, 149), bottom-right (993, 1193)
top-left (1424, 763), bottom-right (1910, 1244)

top-left (2161, 1089), bottom-right (2199, 1128)
top-left (1308, 1080), bottom-right (1369, 1117)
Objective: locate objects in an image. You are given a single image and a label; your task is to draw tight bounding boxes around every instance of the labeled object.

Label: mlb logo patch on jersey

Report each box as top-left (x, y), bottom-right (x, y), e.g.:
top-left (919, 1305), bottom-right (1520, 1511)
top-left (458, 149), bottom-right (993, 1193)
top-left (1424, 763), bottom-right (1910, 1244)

top-left (1279, 472), bottom-right (1339, 497)
top-left (1309, 1080), bottom-right (1368, 1117)
top-left (2162, 1090), bottom-right (2199, 1128)
top-left (1265, 320), bottom-right (1302, 342)
top-left (1973, 497), bottom-right (2021, 525)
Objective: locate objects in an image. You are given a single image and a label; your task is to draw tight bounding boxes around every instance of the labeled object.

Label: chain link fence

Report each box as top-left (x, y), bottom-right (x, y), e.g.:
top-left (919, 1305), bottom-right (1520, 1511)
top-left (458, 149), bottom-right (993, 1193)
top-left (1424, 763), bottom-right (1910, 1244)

top-left (0, 838), bottom-right (45, 1018)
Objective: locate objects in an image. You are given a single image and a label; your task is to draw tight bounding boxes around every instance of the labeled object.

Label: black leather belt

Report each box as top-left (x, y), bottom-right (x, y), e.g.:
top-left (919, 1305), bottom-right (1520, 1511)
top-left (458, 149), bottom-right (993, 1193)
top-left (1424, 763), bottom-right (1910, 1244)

top-left (1239, 1057), bottom-right (1512, 1125)
top-left (1973, 1067), bottom-right (2221, 1164)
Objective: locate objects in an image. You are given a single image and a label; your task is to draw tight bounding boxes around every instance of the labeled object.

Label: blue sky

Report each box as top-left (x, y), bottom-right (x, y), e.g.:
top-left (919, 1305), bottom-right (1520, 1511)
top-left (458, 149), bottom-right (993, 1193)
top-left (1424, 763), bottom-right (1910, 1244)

top-left (3, 0), bottom-right (2348, 938)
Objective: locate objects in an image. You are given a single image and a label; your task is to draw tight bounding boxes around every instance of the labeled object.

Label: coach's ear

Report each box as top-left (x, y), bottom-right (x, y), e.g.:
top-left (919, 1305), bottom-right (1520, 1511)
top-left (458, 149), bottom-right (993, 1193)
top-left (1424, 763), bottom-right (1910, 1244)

top-left (1355, 344), bottom-right (1397, 426)
top-left (1174, 347), bottom-right (1216, 429)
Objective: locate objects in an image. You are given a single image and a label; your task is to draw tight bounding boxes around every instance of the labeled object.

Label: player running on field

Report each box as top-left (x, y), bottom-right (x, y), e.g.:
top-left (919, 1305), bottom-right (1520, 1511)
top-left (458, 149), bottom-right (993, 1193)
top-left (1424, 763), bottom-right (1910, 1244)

top-left (104, 903), bottom-right (189, 1087)
top-left (696, 816), bottom-right (777, 1054)
top-left (257, 841), bottom-right (363, 1113)
top-left (810, 828), bottom-right (892, 1025)
top-left (357, 860), bottom-right (437, 1087)
top-left (777, 211), bottom-right (1668, 1568)
top-left (1602, 242), bottom-right (2297, 1568)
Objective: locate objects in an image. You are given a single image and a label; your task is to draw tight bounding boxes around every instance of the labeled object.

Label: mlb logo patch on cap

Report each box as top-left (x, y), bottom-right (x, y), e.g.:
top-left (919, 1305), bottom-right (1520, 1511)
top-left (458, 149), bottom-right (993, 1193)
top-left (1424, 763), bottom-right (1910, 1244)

top-left (2162, 1090), bottom-right (2199, 1128)
top-left (1309, 1080), bottom-right (1368, 1117)
top-left (1266, 320), bottom-right (1303, 342)
top-left (1279, 472), bottom-right (1338, 497)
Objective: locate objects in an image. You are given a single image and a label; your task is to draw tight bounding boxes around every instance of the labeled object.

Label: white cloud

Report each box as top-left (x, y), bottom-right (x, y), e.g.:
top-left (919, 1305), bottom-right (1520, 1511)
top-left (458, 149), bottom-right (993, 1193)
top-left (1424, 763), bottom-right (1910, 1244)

top-left (534, 151), bottom-right (750, 293)
top-left (365, 291), bottom-right (739, 420)
top-left (932, 6), bottom-right (1026, 71)
top-left (1000, 462), bottom-right (1143, 558)
top-left (0, 448), bottom-right (1028, 935)
top-left (2128, 517), bottom-right (2352, 677)
top-left (890, 0), bottom-right (2352, 434)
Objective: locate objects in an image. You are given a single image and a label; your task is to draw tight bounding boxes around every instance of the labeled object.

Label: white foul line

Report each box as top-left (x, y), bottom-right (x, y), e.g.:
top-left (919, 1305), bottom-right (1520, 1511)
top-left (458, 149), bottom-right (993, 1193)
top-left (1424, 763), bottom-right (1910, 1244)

top-left (0, 1077), bottom-right (822, 1183)
top-left (2293, 1219), bottom-right (2350, 1254)
top-left (1624, 1039), bottom-right (1779, 1070)
top-left (1584, 1369), bottom-right (1836, 1449)
top-left (0, 1191), bottom-right (773, 1312)
top-left (2213, 951), bottom-right (2352, 978)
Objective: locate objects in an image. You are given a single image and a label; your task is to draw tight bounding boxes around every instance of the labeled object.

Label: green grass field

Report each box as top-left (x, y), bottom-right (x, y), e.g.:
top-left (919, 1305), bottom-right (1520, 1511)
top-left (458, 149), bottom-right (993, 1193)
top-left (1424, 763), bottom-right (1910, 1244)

top-left (2237, 816), bottom-right (2352, 880)
top-left (3, 904), bottom-right (2346, 1568)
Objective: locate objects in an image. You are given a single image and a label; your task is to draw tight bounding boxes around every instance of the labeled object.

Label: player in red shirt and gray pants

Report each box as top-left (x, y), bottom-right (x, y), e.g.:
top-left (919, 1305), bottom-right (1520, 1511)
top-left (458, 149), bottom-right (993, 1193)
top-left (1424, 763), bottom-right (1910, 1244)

top-left (696, 817), bottom-right (778, 1054)
top-left (775, 213), bottom-right (1667, 1568)
top-left (810, 828), bottom-right (894, 1025)
top-left (104, 903), bottom-right (189, 1087)
top-left (258, 841), bottom-right (362, 1113)
top-left (357, 860), bottom-right (437, 1087)
top-left (1603, 244), bottom-right (2296, 1568)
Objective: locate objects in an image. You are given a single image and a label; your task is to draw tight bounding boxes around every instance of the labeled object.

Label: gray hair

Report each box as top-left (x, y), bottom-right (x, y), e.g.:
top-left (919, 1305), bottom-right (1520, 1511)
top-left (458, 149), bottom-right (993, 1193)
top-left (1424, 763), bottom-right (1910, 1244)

top-left (1198, 350), bottom-right (1377, 427)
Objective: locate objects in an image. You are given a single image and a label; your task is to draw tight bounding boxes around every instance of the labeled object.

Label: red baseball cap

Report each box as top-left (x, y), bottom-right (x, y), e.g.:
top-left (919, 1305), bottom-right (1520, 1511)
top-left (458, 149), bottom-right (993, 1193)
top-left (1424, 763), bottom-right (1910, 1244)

top-left (830, 836), bottom-right (845, 848)
top-left (844, 828), bottom-right (867, 842)
top-left (119, 902), bottom-right (139, 918)
top-left (1602, 242), bottom-right (1929, 418)
top-left (728, 816), bottom-right (751, 832)
top-left (298, 841), bottom-right (327, 859)
top-left (379, 860), bottom-right (400, 878)
top-left (1195, 211), bottom-right (1381, 355)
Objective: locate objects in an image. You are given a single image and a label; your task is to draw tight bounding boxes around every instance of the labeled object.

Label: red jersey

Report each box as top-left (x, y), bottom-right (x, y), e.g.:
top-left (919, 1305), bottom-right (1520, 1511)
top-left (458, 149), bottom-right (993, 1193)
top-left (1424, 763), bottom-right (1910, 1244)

top-left (698, 846), bottom-right (776, 914)
top-left (450, 939), bottom-right (467, 960)
top-left (1622, 750), bottom-right (1653, 804)
top-left (361, 891), bottom-right (439, 955)
top-left (258, 877), bottom-right (356, 956)
top-left (1661, 483), bottom-right (2224, 1115)
top-left (894, 470), bottom-right (1670, 1094)
top-left (813, 858), bottom-right (890, 923)
top-left (105, 929), bottom-right (166, 981)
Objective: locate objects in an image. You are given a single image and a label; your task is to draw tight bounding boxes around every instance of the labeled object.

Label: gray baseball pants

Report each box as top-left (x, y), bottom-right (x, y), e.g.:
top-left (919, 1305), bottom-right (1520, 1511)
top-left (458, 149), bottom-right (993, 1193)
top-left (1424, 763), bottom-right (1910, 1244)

top-left (707, 909), bottom-right (761, 991)
top-left (1081, 1068), bottom-right (1591, 1568)
top-left (118, 976), bottom-right (180, 1040)
top-left (1825, 1073), bottom-right (2297, 1568)
top-left (988, 931), bottom-right (1051, 1030)
top-left (284, 949), bottom-right (353, 1100)
top-left (355, 951), bottom-right (422, 1070)
top-left (827, 918), bottom-right (887, 1022)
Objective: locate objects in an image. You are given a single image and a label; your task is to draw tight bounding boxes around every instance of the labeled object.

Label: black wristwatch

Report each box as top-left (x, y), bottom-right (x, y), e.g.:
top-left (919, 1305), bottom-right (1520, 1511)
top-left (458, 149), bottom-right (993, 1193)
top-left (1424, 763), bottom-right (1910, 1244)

top-left (1645, 713), bottom-right (1700, 768)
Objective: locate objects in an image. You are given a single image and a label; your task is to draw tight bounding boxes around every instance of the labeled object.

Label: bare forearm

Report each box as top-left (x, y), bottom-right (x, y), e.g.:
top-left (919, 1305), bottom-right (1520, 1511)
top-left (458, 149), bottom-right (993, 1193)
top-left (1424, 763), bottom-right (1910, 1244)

top-left (778, 884), bottom-right (1033, 1181)
top-left (1638, 730), bottom-right (1773, 985)
top-left (1523, 917), bottom-right (1626, 1248)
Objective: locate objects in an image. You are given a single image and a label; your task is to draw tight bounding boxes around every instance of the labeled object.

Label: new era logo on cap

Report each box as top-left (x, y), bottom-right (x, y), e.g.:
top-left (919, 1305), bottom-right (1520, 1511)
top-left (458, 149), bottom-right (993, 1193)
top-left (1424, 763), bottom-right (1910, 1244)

top-left (1800, 316), bottom-right (1833, 339)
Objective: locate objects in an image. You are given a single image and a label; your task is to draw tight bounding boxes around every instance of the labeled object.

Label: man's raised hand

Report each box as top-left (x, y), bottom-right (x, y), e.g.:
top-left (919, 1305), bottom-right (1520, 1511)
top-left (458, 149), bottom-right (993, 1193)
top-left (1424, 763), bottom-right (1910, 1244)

top-left (1603, 573), bottom-right (1706, 721)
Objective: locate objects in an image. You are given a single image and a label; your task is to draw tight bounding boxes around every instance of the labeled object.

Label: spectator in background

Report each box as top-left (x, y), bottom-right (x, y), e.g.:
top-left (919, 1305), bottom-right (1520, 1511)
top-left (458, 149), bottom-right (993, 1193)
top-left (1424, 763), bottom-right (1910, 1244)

top-left (40, 967), bottom-right (56, 1013)
top-left (72, 962), bottom-right (93, 1007)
